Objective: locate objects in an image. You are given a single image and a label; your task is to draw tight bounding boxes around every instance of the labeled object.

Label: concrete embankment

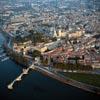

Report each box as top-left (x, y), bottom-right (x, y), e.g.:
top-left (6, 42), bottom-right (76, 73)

top-left (34, 65), bottom-right (100, 95)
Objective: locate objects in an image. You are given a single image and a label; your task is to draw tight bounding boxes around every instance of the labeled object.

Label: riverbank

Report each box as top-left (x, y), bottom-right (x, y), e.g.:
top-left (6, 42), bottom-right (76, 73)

top-left (34, 65), bottom-right (100, 95)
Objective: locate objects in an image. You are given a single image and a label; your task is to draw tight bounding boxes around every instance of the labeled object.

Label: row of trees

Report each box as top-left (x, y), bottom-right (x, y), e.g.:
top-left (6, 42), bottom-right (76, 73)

top-left (31, 50), bottom-right (41, 59)
top-left (41, 57), bottom-right (92, 71)
top-left (15, 29), bottom-right (60, 45)
top-left (29, 30), bottom-right (44, 45)
top-left (54, 63), bottom-right (92, 71)
top-left (14, 30), bottom-right (50, 45)
top-left (6, 48), bottom-right (29, 67)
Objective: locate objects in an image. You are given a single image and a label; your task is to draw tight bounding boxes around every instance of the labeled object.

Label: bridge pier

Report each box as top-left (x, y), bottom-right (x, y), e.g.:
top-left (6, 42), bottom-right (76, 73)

top-left (16, 76), bottom-right (22, 81)
top-left (7, 64), bottom-right (35, 90)
top-left (8, 84), bottom-right (13, 90)
top-left (7, 80), bottom-right (15, 90)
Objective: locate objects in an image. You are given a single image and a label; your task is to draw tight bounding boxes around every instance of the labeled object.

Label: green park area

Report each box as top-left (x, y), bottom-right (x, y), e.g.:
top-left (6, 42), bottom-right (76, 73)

top-left (60, 72), bottom-right (100, 87)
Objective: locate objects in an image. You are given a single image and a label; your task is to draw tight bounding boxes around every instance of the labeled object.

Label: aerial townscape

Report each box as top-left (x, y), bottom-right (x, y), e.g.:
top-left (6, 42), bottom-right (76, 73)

top-left (0, 0), bottom-right (100, 100)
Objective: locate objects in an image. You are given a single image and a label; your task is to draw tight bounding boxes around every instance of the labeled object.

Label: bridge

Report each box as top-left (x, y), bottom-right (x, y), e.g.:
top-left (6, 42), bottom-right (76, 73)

top-left (7, 64), bottom-right (35, 90)
top-left (7, 62), bottom-right (54, 90)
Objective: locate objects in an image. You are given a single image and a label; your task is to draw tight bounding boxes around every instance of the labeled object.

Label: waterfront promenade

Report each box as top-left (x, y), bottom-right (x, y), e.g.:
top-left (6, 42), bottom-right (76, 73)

top-left (7, 63), bottom-right (100, 95)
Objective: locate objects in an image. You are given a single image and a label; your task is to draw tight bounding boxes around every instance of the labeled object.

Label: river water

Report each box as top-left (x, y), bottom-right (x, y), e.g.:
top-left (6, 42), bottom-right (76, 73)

top-left (0, 33), bottom-right (99, 100)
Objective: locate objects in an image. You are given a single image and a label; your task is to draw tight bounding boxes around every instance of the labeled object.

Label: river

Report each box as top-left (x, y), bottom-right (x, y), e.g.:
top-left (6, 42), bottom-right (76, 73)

top-left (0, 33), bottom-right (99, 100)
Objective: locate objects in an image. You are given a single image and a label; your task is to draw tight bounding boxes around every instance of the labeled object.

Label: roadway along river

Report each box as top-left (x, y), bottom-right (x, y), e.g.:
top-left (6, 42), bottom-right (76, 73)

top-left (0, 33), bottom-right (99, 100)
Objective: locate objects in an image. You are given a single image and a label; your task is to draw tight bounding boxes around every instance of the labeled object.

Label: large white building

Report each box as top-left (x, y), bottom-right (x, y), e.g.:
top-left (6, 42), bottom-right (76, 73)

top-left (50, 27), bottom-right (67, 38)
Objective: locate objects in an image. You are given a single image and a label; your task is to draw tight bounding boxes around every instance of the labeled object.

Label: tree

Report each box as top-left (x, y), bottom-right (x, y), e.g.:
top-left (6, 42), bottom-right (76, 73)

top-left (32, 50), bottom-right (41, 58)
top-left (51, 37), bottom-right (57, 41)
top-left (29, 30), bottom-right (44, 45)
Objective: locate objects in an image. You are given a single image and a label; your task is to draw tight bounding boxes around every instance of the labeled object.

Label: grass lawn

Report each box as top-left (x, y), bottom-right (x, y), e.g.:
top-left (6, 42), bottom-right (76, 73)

top-left (60, 72), bottom-right (100, 87)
